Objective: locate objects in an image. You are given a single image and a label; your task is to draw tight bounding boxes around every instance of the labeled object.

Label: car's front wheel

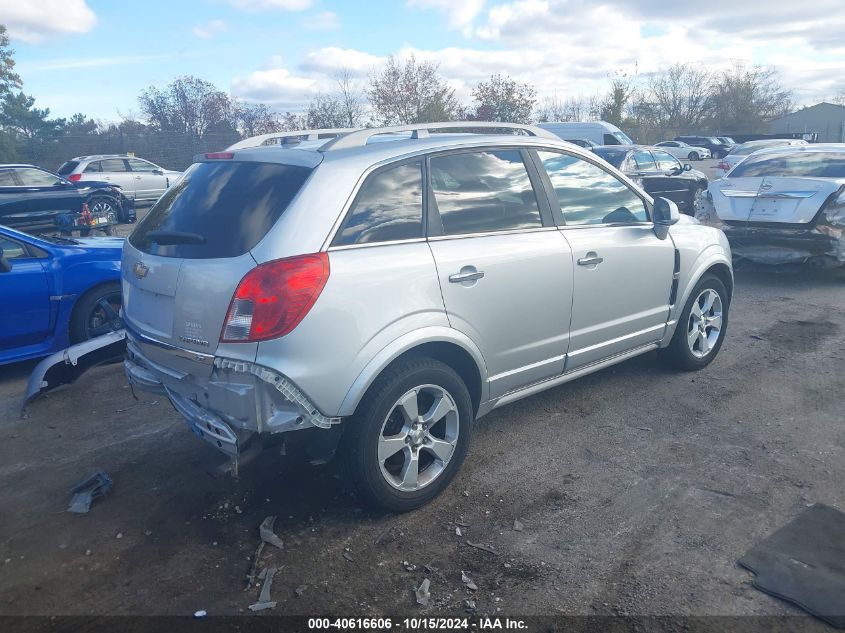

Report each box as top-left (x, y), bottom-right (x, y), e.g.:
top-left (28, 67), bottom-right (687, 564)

top-left (344, 356), bottom-right (473, 512)
top-left (661, 274), bottom-right (729, 370)
top-left (688, 151), bottom-right (700, 161)
top-left (69, 281), bottom-right (123, 344)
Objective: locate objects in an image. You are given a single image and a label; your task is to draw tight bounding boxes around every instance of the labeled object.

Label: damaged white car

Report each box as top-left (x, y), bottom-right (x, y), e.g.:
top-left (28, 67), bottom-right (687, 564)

top-left (704, 144), bottom-right (845, 266)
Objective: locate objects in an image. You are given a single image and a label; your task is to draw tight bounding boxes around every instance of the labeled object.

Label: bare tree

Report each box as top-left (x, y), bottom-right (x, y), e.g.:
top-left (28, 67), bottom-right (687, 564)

top-left (469, 74), bottom-right (536, 123)
top-left (335, 69), bottom-right (366, 127)
top-left (708, 63), bottom-right (794, 133)
top-left (639, 63), bottom-right (714, 133)
top-left (367, 54), bottom-right (458, 125)
top-left (536, 94), bottom-right (602, 122)
top-left (305, 93), bottom-right (348, 128)
top-left (139, 75), bottom-right (233, 138)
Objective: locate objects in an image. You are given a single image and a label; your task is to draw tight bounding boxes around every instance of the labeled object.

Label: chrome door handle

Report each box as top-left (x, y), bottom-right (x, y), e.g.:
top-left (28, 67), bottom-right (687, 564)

top-left (449, 270), bottom-right (485, 283)
top-left (135, 176), bottom-right (142, 179)
top-left (577, 254), bottom-right (603, 266)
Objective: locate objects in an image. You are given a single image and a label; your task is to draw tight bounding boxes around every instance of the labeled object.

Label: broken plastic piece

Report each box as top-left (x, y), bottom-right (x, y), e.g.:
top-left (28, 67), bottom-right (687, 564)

top-left (67, 470), bottom-right (113, 514)
top-left (415, 578), bottom-right (430, 606)
top-left (513, 519), bottom-right (524, 532)
top-left (259, 516), bottom-right (284, 550)
top-left (461, 571), bottom-right (478, 591)
top-left (249, 567), bottom-right (277, 611)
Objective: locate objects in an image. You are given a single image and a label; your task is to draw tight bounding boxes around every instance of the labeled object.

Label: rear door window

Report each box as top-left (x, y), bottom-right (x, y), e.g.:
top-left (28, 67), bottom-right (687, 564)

top-left (16, 168), bottom-right (62, 187)
top-left (537, 151), bottom-right (648, 225)
top-left (129, 161), bottom-right (313, 259)
top-left (633, 150), bottom-right (657, 171)
top-left (99, 159), bottom-right (128, 172)
top-left (84, 162), bottom-right (102, 173)
top-left (128, 159), bottom-right (159, 173)
top-left (0, 169), bottom-right (16, 186)
top-left (333, 161), bottom-right (423, 246)
top-left (429, 150), bottom-right (542, 235)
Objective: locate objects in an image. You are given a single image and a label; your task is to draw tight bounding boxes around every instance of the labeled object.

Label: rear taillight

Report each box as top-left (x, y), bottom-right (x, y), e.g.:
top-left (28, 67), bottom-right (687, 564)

top-left (221, 253), bottom-right (330, 343)
top-left (67, 174), bottom-right (81, 182)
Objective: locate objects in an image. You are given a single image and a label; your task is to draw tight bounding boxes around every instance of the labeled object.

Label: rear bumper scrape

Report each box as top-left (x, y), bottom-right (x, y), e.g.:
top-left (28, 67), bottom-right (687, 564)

top-left (213, 357), bottom-right (341, 429)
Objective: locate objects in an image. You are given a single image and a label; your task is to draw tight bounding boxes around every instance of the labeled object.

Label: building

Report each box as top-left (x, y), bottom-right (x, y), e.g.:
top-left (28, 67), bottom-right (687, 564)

top-left (769, 102), bottom-right (845, 142)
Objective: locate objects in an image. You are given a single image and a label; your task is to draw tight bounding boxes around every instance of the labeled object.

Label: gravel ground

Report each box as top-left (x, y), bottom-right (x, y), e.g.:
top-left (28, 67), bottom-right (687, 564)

top-left (0, 259), bottom-right (842, 624)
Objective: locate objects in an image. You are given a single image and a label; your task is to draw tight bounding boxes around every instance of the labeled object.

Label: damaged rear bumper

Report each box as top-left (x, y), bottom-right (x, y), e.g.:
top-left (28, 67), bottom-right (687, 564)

top-left (124, 329), bottom-right (341, 459)
top-left (721, 223), bottom-right (844, 265)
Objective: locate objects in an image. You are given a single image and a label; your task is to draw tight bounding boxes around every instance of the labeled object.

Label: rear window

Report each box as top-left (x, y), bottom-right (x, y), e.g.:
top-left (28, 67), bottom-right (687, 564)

top-left (729, 152), bottom-right (845, 179)
top-left (57, 161), bottom-right (78, 176)
top-left (129, 161), bottom-right (313, 259)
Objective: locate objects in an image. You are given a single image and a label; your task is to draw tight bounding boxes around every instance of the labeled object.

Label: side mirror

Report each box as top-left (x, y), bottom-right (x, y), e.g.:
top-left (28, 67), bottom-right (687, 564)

top-left (0, 255), bottom-right (11, 273)
top-left (653, 197), bottom-right (680, 240)
top-left (683, 163), bottom-right (692, 172)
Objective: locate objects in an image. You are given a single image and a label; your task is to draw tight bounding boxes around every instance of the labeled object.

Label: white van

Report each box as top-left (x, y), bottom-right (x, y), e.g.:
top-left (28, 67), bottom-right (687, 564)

top-left (537, 121), bottom-right (634, 146)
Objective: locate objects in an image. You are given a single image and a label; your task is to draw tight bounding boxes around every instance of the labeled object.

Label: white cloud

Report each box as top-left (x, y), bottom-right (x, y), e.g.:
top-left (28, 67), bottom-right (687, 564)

top-left (300, 47), bottom-right (385, 75)
top-left (0, 0), bottom-right (96, 43)
top-left (303, 11), bottom-right (341, 31)
top-left (229, 0), bottom-right (313, 11)
top-left (406, 0), bottom-right (485, 28)
top-left (231, 66), bottom-right (320, 106)
top-left (192, 19), bottom-right (227, 39)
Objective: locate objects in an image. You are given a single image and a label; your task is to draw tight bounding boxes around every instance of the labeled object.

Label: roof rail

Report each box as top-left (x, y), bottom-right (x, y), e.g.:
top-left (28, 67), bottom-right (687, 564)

top-left (227, 128), bottom-right (360, 151)
top-left (320, 121), bottom-right (559, 151)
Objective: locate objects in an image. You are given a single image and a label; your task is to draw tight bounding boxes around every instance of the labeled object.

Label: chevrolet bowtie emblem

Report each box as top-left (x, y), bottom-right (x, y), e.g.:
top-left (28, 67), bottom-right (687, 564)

top-left (133, 261), bottom-right (149, 279)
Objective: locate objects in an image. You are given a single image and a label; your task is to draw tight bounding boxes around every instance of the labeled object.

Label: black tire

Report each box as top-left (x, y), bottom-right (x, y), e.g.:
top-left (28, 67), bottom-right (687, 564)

top-left (660, 274), bottom-right (729, 371)
top-left (343, 356), bottom-right (474, 512)
top-left (69, 281), bottom-right (123, 344)
top-left (688, 151), bottom-right (700, 161)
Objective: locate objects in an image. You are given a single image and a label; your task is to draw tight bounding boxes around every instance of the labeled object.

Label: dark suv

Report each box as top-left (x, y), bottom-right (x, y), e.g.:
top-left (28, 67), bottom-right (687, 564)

top-left (675, 136), bottom-right (730, 159)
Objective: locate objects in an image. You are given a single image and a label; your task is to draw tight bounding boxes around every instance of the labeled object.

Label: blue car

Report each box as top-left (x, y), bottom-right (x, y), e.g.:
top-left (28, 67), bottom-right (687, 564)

top-left (0, 224), bottom-right (124, 365)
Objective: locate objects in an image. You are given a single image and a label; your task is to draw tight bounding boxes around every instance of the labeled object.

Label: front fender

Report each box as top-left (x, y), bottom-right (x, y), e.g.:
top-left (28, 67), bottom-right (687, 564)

top-left (337, 327), bottom-right (490, 417)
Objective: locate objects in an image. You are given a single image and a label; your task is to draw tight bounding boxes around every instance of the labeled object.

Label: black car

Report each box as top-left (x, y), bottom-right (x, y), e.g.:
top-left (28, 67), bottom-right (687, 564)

top-left (592, 145), bottom-right (708, 216)
top-left (0, 164), bottom-right (135, 232)
top-left (675, 135), bottom-right (730, 159)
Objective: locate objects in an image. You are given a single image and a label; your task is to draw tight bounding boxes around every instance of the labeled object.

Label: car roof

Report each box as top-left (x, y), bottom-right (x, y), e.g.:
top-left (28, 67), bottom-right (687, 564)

top-left (69, 154), bottom-right (138, 161)
top-left (739, 143), bottom-right (845, 157)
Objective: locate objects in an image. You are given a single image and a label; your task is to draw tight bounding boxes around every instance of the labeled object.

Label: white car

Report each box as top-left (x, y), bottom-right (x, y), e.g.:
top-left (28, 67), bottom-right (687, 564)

top-left (655, 141), bottom-right (711, 161)
top-left (712, 139), bottom-right (809, 176)
top-left (707, 143), bottom-right (845, 266)
top-left (57, 155), bottom-right (182, 205)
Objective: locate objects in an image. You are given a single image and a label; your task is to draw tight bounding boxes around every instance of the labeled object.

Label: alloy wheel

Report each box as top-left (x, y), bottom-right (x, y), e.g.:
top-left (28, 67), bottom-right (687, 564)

top-left (377, 384), bottom-right (459, 492)
top-left (687, 289), bottom-right (723, 358)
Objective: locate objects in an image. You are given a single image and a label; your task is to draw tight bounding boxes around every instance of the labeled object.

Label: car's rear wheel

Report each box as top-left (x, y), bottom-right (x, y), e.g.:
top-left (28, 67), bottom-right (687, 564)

top-left (343, 356), bottom-right (473, 512)
top-left (688, 151), bottom-right (700, 161)
top-left (69, 281), bottom-right (123, 344)
top-left (661, 274), bottom-right (729, 370)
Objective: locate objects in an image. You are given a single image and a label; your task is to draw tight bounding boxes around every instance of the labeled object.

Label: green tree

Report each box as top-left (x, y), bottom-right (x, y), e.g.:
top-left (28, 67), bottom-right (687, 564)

top-left (0, 92), bottom-right (65, 164)
top-left (367, 54), bottom-right (458, 125)
top-left (0, 24), bottom-right (21, 96)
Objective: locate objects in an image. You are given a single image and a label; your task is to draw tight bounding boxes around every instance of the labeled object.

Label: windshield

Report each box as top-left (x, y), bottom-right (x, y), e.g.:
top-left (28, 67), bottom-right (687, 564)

top-left (731, 142), bottom-right (787, 156)
top-left (129, 160), bottom-right (314, 259)
top-left (592, 148), bottom-right (627, 168)
top-left (729, 152), bottom-right (845, 178)
top-left (614, 131), bottom-right (634, 144)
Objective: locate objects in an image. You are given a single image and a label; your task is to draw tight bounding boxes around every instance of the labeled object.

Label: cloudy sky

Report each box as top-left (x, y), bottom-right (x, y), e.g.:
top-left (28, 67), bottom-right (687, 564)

top-left (3, 0), bottom-right (845, 120)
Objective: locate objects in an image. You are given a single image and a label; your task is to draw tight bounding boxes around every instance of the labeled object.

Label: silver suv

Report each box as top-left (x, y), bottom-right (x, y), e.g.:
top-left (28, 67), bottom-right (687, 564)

top-left (122, 123), bottom-right (733, 512)
top-left (58, 155), bottom-right (182, 204)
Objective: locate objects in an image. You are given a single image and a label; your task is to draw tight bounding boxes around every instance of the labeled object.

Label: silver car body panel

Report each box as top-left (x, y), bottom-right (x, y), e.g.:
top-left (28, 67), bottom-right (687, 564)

top-left (121, 127), bottom-right (733, 460)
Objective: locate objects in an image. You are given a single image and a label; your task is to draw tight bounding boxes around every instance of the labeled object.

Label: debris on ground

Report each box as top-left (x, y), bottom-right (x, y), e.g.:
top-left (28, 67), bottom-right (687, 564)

top-left (295, 584), bottom-right (307, 597)
top-left (248, 567), bottom-right (277, 612)
top-left (193, 610), bottom-right (207, 619)
top-left (343, 548), bottom-right (354, 562)
top-left (455, 526), bottom-right (463, 537)
top-left (461, 571), bottom-right (478, 591)
top-left (513, 519), bottom-right (524, 532)
top-left (259, 516), bottom-right (284, 550)
top-left (466, 541), bottom-right (499, 555)
top-left (423, 562), bottom-right (439, 574)
top-left (403, 561), bottom-right (417, 572)
top-left (463, 598), bottom-right (477, 612)
top-left (67, 470), bottom-right (112, 514)
top-left (415, 578), bottom-right (430, 606)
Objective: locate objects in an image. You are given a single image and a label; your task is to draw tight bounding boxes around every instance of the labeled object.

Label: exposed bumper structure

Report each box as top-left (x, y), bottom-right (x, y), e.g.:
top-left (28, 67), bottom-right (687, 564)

top-left (721, 223), bottom-right (844, 265)
top-left (124, 330), bottom-right (341, 459)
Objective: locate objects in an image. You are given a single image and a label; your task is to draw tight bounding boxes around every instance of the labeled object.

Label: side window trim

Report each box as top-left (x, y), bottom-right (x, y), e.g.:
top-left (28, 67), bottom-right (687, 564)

top-left (329, 156), bottom-right (426, 249)
top-left (527, 147), bottom-right (653, 227)
top-left (424, 145), bottom-right (550, 239)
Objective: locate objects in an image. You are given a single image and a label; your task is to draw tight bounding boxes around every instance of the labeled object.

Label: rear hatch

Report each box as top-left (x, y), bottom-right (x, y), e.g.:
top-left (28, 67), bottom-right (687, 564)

top-left (122, 155), bottom-right (317, 361)
top-left (709, 177), bottom-right (840, 225)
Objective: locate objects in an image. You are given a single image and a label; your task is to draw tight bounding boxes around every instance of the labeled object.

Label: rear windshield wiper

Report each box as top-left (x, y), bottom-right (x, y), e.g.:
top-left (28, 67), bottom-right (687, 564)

top-left (145, 230), bottom-right (206, 245)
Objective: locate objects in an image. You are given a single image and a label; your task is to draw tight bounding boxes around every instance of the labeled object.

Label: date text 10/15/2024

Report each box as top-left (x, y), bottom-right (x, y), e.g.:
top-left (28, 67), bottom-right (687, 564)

top-left (307, 617), bottom-right (528, 630)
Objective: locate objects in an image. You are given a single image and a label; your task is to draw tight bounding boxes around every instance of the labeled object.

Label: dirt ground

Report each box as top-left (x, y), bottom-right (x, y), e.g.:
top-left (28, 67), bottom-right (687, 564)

top-left (0, 260), bottom-right (843, 624)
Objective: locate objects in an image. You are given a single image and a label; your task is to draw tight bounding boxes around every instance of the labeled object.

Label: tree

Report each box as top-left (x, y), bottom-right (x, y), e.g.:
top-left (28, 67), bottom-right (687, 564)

top-left (367, 54), bottom-right (458, 125)
top-left (641, 63), bottom-right (714, 133)
top-left (469, 74), bottom-right (536, 123)
top-left (139, 75), bottom-right (233, 138)
top-left (235, 102), bottom-right (281, 137)
top-left (335, 69), bottom-right (366, 127)
top-left (708, 64), bottom-right (794, 133)
top-left (600, 77), bottom-right (634, 126)
top-left (305, 93), bottom-right (347, 128)
top-left (0, 92), bottom-right (65, 163)
top-left (0, 25), bottom-right (21, 96)
top-left (536, 94), bottom-right (602, 122)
